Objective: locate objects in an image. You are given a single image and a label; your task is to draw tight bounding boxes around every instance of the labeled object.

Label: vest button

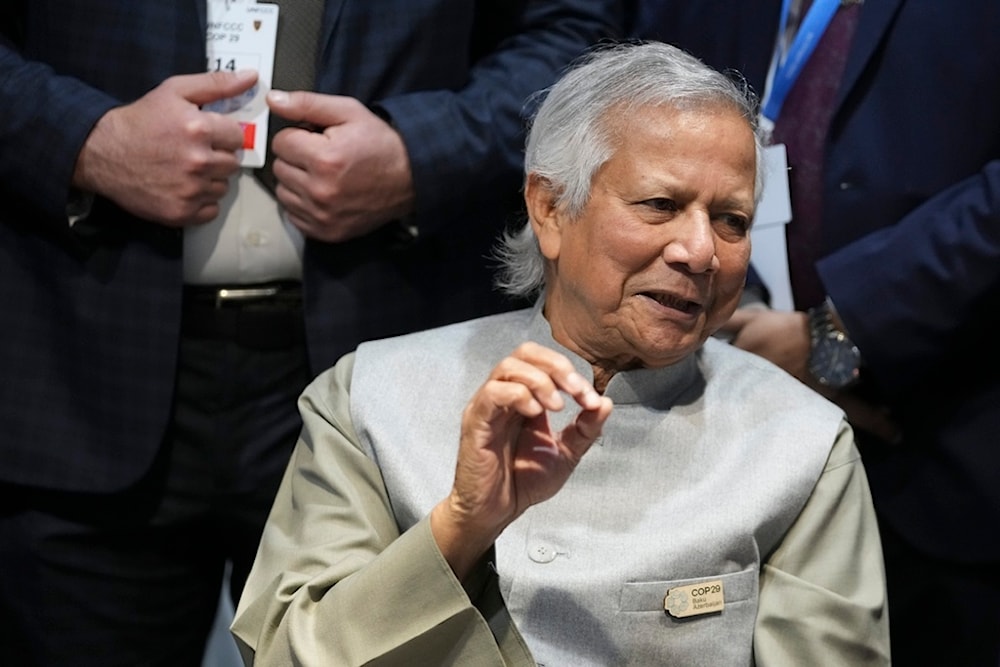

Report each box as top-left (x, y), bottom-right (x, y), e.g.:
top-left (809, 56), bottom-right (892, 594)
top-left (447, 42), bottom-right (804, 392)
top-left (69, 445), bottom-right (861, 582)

top-left (528, 544), bottom-right (557, 563)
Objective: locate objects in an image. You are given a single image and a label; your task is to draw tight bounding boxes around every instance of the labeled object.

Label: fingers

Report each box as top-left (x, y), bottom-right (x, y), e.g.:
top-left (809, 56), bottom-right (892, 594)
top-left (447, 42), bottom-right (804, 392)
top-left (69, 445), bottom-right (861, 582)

top-left (499, 343), bottom-right (613, 462)
top-left (71, 72), bottom-right (258, 229)
top-left (171, 69), bottom-right (259, 108)
top-left (167, 70), bottom-right (260, 154)
top-left (141, 72), bottom-right (256, 162)
top-left (260, 93), bottom-right (413, 242)
top-left (266, 90), bottom-right (365, 127)
top-left (267, 127), bottom-right (318, 187)
top-left (489, 342), bottom-right (604, 415)
top-left (201, 113), bottom-right (251, 155)
top-left (449, 343), bottom-right (613, 548)
top-left (569, 395), bottom-right (613, 441)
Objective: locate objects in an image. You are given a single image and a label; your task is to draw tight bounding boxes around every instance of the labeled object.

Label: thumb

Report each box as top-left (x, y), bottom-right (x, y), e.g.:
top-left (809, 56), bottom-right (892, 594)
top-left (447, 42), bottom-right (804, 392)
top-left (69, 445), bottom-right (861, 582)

top-left (267, 90), bottom-right (360, 127)
top-left (175, 69), bottom-right (259, 107)
top-left (561, 396), bottom-right (613, 462)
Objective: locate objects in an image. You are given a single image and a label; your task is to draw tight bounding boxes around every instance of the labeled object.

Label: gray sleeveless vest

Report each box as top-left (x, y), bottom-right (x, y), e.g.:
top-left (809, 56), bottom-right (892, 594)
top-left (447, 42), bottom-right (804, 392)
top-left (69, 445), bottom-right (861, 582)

top-left (351, 304), bottom-right (842, 666)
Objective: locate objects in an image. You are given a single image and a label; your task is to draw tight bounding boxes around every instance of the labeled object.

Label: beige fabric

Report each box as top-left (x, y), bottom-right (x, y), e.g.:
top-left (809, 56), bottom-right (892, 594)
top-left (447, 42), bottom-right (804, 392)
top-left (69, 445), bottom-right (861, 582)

top-left (231, 354), bottom-right (534, 666)
top-left (755, 422), bottom-right (891, 665)
top-left (233, 329), bottom-right (889, 665)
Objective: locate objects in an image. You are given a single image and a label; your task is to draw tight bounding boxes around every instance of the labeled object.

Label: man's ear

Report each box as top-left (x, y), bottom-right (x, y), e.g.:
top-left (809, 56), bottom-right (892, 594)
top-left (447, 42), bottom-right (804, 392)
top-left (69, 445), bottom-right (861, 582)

top-left (525, 173), bottom-right (563, 260)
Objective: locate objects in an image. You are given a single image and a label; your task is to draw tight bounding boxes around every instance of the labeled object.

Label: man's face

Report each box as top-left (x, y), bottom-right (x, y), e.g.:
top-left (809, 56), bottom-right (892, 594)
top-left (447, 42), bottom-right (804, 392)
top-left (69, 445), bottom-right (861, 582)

top-left (533, 103), bottom-right (756, 372)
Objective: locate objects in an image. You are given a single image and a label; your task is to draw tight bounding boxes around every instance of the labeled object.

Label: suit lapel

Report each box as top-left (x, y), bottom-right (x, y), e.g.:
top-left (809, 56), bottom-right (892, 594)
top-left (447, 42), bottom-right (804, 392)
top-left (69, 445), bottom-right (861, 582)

top-left (317, 0), bottom-right (347, 81)
top-left (834, 0), bottom-right (904, 110)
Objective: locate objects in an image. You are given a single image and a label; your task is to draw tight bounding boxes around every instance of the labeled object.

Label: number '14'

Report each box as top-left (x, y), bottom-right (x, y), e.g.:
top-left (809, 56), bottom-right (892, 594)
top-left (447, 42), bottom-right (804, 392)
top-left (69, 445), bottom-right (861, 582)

top-left (207, 58), bottom-right (237, 72)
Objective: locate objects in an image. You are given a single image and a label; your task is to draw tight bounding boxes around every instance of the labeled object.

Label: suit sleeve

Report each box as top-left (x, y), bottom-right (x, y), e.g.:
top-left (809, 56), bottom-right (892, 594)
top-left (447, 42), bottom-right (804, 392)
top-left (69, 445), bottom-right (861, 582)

top-left (230, 353), bottom-right (535, 667)
top-left (755, 420), bottom-right (891, 665)
top-left (0, 31), bottom-right (118, 220)
top-left (376, 0), bottom-right (624, 235)
top-left (818, 160), bottom-right (1000, 396)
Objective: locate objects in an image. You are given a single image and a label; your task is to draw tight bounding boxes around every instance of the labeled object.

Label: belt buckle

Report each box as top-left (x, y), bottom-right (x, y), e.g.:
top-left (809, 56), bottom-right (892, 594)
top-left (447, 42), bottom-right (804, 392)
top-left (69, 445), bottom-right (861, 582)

top-left (214, 286), bottom-right (280, 308)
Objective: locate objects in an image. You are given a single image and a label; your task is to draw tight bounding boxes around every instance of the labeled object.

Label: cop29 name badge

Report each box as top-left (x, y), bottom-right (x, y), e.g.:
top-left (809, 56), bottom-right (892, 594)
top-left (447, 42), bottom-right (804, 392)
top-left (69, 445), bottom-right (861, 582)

top-left (203, 0), bottom-right (278, 167)
top-left (664, 580), bottom-right (725, 619)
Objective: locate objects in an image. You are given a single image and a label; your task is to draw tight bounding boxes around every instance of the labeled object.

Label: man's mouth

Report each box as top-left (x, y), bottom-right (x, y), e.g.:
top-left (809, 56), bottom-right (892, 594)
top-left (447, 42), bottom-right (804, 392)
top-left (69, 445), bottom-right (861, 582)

top-left (641, 291), bottom-right (701, 315)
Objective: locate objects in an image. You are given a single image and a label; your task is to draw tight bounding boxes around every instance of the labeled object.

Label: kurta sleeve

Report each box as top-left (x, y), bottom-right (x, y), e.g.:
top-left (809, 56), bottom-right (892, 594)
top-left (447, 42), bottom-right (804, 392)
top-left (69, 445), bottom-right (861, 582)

top-left (230, 353), bottom-right (534, 666)
top-left (754, 419), bottom-right (891, 665)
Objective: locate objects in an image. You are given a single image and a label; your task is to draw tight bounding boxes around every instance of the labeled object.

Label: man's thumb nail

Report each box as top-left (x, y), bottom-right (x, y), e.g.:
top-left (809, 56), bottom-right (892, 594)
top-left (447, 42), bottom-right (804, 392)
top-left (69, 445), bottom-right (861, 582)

top-left (267, 90), bottom-right (289, 105)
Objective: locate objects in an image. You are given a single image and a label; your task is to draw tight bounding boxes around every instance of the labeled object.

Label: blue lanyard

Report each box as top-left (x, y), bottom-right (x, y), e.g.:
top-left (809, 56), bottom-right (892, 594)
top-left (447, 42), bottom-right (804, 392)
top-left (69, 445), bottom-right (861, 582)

top-left (760, 0), bottom-right (842, 124)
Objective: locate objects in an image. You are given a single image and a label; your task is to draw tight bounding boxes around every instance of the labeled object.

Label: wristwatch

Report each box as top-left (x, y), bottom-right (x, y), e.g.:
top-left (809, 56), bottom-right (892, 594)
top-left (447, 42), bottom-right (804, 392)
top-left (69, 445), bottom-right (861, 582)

top-left (806, 298), bottom-right (861, 389)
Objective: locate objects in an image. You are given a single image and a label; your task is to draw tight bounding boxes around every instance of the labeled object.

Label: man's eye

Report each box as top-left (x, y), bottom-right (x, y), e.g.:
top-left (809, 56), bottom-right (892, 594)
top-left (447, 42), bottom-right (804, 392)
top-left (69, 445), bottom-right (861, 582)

top-left (717, 213), bottom-right (751, 233)
top-left (644, 198), bottom-right (678, 212)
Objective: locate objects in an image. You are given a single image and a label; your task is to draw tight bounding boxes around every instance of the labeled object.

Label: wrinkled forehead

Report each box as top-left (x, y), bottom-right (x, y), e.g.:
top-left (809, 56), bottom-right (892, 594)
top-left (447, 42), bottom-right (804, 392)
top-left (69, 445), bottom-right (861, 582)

top-left (602, 100), bottom-right (760, 194)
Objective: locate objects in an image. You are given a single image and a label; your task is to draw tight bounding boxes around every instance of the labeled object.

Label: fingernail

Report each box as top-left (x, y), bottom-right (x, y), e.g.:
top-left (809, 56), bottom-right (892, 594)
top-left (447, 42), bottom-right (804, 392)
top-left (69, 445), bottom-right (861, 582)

top-left (267, 90), bottom-right (288, 105)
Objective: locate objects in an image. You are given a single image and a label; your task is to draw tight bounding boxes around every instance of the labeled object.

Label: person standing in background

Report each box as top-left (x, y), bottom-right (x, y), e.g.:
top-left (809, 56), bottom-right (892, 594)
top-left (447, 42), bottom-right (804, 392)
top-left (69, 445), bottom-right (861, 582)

top-left (631, 2), bottom-right (1000, 665)
top-left (0, 2), bottom-right (624, 665)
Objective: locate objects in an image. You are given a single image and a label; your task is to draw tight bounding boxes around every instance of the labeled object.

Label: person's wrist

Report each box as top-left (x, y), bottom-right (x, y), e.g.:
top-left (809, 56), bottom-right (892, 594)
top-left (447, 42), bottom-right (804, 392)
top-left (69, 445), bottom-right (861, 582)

top-left (430, 499), bottom-right (500, 582)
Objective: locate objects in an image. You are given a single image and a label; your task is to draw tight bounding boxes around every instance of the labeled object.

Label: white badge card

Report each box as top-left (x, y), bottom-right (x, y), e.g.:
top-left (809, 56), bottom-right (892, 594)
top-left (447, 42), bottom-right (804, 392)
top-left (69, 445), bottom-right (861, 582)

top-left (204, 0), bottom-right (279, 167)
top-left (749, 143), bottom-right (794, 311)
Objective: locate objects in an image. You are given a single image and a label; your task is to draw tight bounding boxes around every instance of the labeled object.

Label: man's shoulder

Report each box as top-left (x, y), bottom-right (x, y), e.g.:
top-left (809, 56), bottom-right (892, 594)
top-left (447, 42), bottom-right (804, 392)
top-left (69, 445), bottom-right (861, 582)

top-left (701, 337), bottom-right (844, 420)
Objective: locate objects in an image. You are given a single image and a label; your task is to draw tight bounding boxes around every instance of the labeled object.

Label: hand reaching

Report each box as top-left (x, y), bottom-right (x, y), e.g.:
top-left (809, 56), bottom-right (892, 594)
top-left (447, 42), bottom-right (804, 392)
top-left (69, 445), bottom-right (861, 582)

top-left (719, 307), bottom-right (811, 380)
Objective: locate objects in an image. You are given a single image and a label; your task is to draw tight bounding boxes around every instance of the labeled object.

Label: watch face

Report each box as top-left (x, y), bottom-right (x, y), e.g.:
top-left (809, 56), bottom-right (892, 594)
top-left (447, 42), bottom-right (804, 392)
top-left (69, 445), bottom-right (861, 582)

top-left (809, 332), bottom-right (861, 388)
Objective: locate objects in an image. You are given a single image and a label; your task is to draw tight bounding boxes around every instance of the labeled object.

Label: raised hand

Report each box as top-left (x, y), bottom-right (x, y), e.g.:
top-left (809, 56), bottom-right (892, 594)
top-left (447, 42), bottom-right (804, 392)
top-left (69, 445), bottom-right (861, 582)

top-left (431, 342), bottom-right (613, 579)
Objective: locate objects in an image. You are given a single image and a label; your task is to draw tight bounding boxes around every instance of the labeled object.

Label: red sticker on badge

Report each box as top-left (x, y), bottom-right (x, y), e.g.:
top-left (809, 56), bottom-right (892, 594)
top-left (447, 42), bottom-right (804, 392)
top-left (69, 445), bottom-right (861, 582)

top-left (240, 122), bottom-right (256, 149)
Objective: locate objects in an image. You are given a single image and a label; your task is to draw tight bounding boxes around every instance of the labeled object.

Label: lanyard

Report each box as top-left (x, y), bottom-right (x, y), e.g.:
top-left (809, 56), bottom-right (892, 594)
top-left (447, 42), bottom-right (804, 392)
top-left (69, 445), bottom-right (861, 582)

top-left (760, 0), bottom-right (842, 128)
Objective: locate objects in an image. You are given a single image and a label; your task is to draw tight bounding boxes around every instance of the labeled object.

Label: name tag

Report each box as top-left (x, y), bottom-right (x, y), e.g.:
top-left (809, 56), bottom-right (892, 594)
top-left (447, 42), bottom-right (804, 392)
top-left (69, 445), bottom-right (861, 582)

top-left (204, 0), bottom-right (279, 167)
top-left (664, 580), bottom-right (725, 619)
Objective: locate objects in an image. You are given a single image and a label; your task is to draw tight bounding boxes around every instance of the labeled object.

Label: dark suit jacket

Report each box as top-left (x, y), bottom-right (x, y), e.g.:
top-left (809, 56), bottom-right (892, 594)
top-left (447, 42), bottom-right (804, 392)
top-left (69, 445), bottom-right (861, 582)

top-left (0, 0), bottom-right (623, 493)
top-left (633, 0), bottom-right (1000, 560)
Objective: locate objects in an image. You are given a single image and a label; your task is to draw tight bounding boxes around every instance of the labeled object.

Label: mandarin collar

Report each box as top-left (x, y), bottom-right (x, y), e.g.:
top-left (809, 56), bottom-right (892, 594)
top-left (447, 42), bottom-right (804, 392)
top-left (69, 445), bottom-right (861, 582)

top-left (525, 299), bottom-right (702, 408)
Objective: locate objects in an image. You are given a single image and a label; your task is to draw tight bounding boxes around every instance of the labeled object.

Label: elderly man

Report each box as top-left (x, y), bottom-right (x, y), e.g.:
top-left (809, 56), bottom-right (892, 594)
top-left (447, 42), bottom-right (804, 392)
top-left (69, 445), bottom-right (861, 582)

top-left (231, 42), bottom-right (890, 666)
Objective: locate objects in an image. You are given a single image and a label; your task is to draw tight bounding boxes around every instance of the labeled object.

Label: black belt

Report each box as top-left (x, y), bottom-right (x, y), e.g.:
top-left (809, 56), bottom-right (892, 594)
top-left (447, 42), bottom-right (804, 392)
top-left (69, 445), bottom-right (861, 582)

top-left (181, 281), bottom-right (304, 349)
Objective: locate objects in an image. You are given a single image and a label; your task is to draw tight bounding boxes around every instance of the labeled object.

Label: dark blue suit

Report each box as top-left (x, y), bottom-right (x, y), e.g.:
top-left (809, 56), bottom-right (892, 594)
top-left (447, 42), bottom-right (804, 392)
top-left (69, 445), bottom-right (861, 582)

top-left (0, 1), bottom-right (623, 664)
top-left (632, 1), bottom-right (1000, 664)
top-left (0, 0), bottom-right (621, 493)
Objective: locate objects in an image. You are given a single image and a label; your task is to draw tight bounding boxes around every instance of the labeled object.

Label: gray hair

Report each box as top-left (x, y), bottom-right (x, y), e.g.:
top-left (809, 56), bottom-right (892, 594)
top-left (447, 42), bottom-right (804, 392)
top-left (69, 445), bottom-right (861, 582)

top-left (494, 40), bottom-right (765, 299)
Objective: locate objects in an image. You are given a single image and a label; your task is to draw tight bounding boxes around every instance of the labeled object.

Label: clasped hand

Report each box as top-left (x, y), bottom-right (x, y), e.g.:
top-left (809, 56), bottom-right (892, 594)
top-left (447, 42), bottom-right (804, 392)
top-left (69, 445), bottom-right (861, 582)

top-left (265, 90), bottom-right (415, 243)
top-left (73, 71), bottom-right (414, 239)
top-left (431, 342), bottom-right (613, 580)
